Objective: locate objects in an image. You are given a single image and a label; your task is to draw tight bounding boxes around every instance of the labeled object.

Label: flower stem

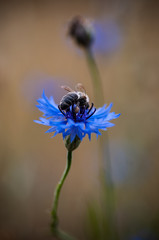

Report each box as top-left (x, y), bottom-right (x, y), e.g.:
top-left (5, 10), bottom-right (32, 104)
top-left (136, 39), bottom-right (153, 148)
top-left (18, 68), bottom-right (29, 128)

top-left (85, 48), bottom-right (119, 239)
top-left (51, 151), bottom-right (75, 240)
top-left (85, 48), bottom-right (104, 107)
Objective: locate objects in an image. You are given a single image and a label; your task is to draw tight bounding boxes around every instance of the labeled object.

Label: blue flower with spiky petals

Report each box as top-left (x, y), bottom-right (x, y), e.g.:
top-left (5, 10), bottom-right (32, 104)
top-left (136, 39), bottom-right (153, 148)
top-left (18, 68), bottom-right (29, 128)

top-left (34, 91), bottom-right (120, 143)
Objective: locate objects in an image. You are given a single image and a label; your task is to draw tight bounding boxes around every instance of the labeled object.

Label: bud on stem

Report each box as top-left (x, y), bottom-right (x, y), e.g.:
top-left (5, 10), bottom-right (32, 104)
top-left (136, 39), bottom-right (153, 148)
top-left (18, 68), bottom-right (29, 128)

top-left (64, 135), bottom-right (81, 151)
top-left (68, 16), bottom-right (94, 49)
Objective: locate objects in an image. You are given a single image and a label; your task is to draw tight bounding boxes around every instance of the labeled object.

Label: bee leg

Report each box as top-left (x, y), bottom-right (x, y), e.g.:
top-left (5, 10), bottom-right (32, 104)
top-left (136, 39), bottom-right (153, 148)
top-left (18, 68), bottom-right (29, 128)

top-left (86, 108), bottom-right (96, 120)
top-left (74, 101), bottom-right (80, 114)
top-left (80, 106), bottom-right (85, 115)
top-left (87, 103), bottom-right (94, 115)
top-left (80, 105), bottom-right (86, 117)
top-left (58, 105), bottom-right (66, 116)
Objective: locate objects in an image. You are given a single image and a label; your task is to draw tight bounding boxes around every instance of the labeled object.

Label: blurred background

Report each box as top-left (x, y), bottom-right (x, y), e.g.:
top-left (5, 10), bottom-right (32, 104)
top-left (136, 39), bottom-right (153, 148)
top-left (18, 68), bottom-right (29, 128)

top-left (0, 0), bottom-right (159, 239)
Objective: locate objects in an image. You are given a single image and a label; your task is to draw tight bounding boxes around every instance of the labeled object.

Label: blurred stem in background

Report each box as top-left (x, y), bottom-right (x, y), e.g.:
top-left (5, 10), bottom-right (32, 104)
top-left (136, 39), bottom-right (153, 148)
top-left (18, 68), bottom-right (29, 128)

top-left (51, 151), bottom-right (75, 240)
top-left (85, 47), bottom-right (119, 240)
top-left (85, 49), bottom-right (104, 106)
top-left (68, 15), bottom-right (119, 239)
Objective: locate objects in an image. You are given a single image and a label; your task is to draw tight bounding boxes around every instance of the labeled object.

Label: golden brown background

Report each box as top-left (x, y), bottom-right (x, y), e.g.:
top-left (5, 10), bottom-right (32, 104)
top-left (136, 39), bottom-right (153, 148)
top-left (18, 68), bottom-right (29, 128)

top-left (0, 0), bottom-right (159, 239)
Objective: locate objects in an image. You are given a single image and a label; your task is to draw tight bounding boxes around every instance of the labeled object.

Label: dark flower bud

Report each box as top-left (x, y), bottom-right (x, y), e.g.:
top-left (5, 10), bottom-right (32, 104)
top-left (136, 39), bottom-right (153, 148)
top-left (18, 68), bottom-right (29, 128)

top-left (64, 135), bottom-right (81, 152)
top-left (68, 16), bottom-right (94, 49)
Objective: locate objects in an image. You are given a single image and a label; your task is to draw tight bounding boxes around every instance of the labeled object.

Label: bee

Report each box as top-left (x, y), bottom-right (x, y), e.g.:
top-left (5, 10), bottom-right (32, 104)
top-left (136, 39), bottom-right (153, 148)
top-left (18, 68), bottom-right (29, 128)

top-left (58, 83), bottom-right (96, 119)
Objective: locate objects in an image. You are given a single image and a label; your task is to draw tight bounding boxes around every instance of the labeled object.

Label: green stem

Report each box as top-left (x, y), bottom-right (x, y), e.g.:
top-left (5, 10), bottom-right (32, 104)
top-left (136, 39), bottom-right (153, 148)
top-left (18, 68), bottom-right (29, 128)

top-left (85, 48), bottom-right (119, 239)
top-left (51, 151), bottom-right (75, 240)
top-left (85, 48), bottom-right (104, 107)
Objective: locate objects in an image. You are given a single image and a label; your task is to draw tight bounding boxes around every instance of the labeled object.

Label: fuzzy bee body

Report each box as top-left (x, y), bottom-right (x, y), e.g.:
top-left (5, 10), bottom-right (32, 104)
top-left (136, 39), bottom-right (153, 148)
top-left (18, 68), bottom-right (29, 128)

top-left (59, 84), bottom-right (90, 112)
top-left (60, 92), bottom-right (79, 110)
top-left (58, 83), bottom-right (96, 120)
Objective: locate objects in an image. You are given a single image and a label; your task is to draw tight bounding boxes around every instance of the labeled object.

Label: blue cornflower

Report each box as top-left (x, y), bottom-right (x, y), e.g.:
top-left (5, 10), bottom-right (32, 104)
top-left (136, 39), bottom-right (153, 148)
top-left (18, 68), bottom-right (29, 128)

top-left (35, 90), bottom-right (120, 144)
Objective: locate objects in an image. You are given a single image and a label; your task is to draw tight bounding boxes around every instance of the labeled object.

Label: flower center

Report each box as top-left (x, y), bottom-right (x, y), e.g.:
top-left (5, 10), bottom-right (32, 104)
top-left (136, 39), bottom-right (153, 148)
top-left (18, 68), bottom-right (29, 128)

top-left (58, 103), bottom-right (96, 122)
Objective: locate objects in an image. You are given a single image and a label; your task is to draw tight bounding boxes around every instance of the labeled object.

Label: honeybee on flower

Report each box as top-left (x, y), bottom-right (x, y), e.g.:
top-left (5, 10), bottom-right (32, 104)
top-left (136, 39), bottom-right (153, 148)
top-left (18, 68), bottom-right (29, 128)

top-left (35, 83), bottom-right (120, 149)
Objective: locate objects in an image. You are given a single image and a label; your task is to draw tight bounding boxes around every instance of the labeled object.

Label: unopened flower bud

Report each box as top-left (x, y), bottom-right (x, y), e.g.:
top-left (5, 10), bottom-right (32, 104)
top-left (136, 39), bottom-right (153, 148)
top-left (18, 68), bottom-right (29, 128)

top-left (68, 16), bottom-right (94, 49)
top-left (64, 135), bottom-right (81, 152)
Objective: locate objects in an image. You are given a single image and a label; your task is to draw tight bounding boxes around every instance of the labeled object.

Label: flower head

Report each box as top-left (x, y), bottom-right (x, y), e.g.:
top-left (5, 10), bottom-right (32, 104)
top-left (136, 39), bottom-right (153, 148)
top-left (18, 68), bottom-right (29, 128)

top-left (68, 16), bottom-right (94, 49)
top-left (35, 90), bottom-right (120, 146)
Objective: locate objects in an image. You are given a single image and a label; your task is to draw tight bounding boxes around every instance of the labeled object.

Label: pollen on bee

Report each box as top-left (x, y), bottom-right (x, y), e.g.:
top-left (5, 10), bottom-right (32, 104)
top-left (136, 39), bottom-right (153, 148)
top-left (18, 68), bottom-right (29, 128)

top-left (74, 106), bottom-right (80, 113)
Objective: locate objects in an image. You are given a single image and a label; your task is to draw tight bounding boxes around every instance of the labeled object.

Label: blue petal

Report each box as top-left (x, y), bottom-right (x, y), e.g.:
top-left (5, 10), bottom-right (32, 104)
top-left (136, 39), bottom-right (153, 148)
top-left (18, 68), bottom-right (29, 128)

top-left (45, 127), bottom-right (56, 133)
top-left (35, 91), bottom-right (120, 141)
top-left (70, 130), bottom-right (77, 142)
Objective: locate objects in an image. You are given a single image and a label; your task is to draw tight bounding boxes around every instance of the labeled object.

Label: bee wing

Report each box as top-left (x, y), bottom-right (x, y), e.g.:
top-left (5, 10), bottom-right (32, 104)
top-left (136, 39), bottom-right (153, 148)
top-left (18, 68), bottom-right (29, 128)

top-left (61, 85), bottom-right (74, 92)
top-left (75, 83), bottom-right (86, 93)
